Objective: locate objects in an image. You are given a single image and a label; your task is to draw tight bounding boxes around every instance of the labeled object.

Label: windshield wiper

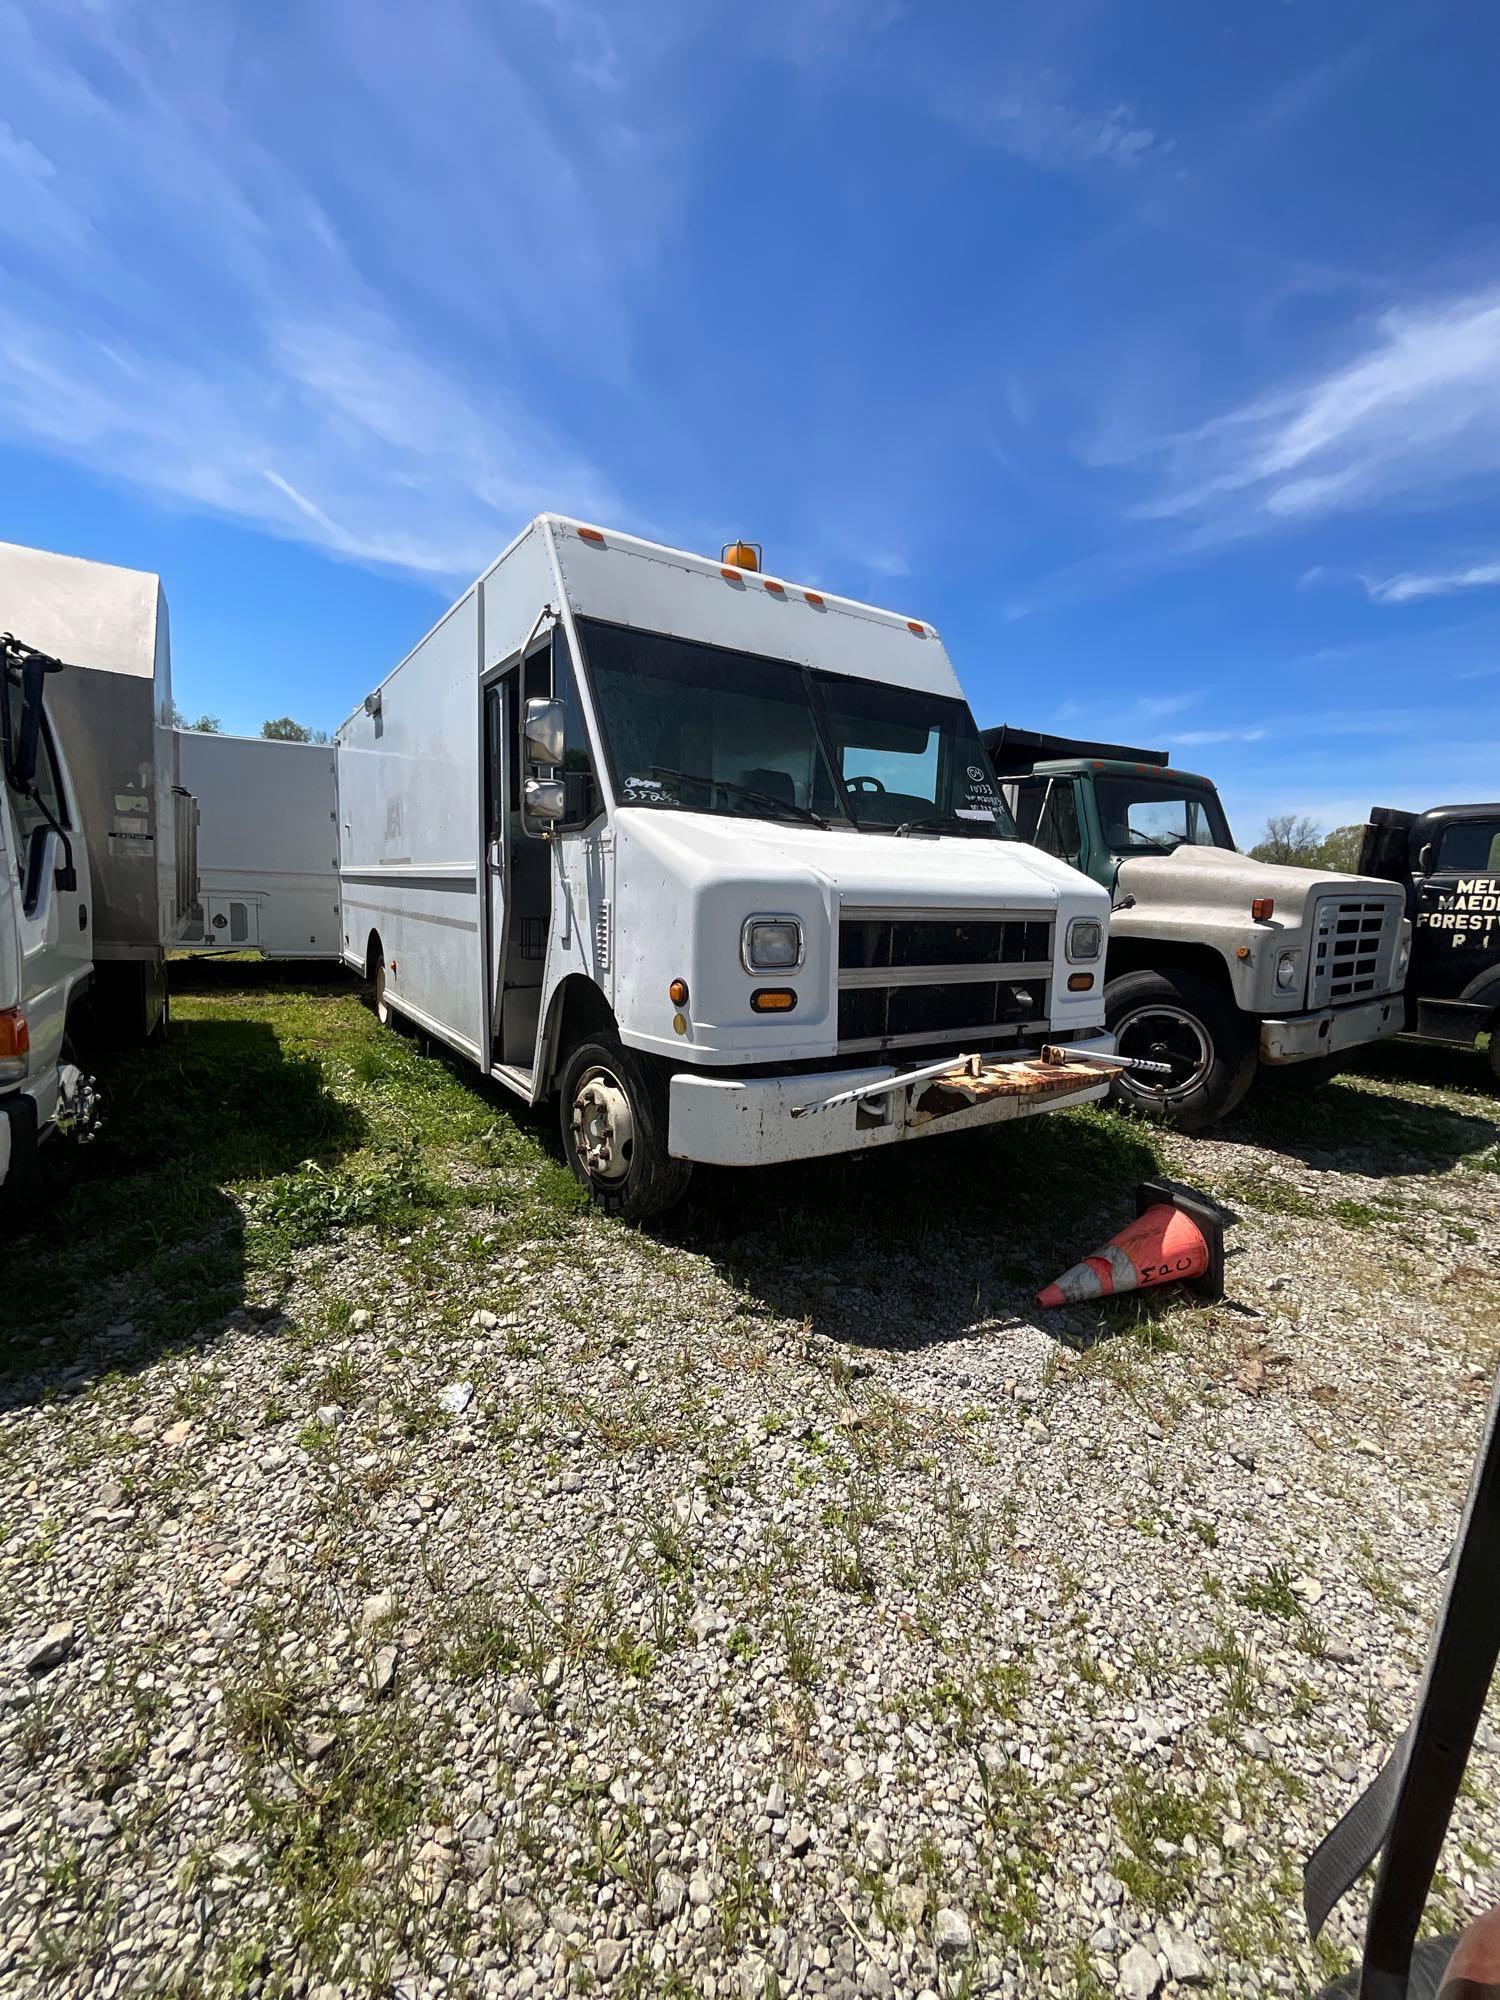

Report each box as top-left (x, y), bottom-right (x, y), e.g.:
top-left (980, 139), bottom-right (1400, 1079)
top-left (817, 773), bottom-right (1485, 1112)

top-left (648, 767), bottom-right (828, 828)
top-left (892, 813), bottom-right (1000, 839)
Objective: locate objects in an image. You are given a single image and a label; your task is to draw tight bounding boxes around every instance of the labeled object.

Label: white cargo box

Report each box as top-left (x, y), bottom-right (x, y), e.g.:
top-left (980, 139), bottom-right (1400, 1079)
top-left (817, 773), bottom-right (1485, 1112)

top-left (177, 731), bottom-right (340, 959)
top-left (0, 540), bottom-right (196, 959)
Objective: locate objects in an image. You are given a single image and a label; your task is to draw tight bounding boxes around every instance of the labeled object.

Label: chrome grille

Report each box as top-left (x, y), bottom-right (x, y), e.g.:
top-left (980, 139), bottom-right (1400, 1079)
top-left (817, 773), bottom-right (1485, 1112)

top-left (837, 906), bottom-right (1053, 1053)
top-left (1308, 895), bottom-right (1397, 1006)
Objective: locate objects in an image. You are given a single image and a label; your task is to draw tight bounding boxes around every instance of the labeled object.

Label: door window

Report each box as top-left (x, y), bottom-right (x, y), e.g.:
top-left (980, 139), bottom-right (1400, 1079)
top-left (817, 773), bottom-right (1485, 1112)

top-left (1434, 821), bottom-right (1500, 874)
top-left (1009, 777), bottom-right (1081, 864)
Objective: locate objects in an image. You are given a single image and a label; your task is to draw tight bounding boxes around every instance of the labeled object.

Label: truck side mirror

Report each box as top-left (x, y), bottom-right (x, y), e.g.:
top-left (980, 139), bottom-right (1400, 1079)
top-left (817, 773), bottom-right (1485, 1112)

top-left (523, 697), bottom-right (566, 768)
top-left (523, 777), bottom-right (566, 824)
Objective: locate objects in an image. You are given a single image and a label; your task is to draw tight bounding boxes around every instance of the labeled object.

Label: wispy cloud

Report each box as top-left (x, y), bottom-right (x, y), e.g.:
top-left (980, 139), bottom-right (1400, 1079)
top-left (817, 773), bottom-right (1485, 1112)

top-left (0, 0), bottom-right (662, 582)
top-left (1132, 287), bottom-right (1500, 529)
top-left (1365, 558), bottom-right (1500, 605)
top-left (944, 84), bottom-right (1160, 174)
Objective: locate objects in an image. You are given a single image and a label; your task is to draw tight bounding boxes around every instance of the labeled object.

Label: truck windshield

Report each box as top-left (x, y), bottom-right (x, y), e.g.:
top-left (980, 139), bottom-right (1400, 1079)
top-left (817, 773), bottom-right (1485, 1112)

top-left (577, 618), bottom-right (1015, 837)
top-left (1095, 775), bottom-right (1233, 854)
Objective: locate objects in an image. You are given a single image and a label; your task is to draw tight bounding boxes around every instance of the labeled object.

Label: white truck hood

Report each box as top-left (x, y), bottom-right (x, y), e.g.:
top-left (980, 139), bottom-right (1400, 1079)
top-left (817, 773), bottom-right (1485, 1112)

top-left (616, 809), bottom-right (1089, 907)
top-left (1115, 843), bottom-right (1402, 919)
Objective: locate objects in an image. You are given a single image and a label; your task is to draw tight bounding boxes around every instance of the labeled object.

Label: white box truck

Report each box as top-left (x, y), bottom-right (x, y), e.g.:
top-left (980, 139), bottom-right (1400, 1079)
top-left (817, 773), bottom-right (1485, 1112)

top-left (336, 517), bottom-right (1117, 1217)
top-left (0, 541), bottom-right (198, 1046)
top-left (177, 731), bottom-right (339, 959)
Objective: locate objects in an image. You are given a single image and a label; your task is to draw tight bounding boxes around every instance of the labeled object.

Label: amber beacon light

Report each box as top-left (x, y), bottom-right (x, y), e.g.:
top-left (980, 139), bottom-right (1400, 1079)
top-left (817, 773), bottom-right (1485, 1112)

top-left (721, 540), bottom-right (762, 573)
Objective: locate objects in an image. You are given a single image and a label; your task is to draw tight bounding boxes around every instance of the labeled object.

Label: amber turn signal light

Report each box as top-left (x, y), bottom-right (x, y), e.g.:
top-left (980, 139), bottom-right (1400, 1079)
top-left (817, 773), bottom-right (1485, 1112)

top-left (1067, 972), bottom-right (1094, 992)
top-left (750, 989), bottom-right (797, 1013)
top-left (668, 979), bottom-right (688, 1006)
top-left (1251, 897), bottom-right (1274, 921)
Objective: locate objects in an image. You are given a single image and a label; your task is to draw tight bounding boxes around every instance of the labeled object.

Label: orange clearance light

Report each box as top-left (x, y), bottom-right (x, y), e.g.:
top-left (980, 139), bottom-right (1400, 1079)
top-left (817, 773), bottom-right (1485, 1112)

top-left (763, 579), bottom-right (785, 596)
top-left (577, 526), bottom-right (605, 544)
top-left (721, 540), bottom-right (762, 573)
top-left (906, 620), bottom-right (926, 636)
top-left (0, 1006), bottom-right (30, 1060)
top-left (1236, 946), bottom-right (1251, 961)
top-left (1067, 972), bottom-right (1095, 992)
top-left (750, 988), bottom-right (797, 1013)
top-left (668, 978), bottom-right (688, 1006)
top-left (720, 567), bottom-right (745, 583)
top-left (804, 590), bottom-right (825, 606)
top-left (1252, 897), bottom-right (1275, 921)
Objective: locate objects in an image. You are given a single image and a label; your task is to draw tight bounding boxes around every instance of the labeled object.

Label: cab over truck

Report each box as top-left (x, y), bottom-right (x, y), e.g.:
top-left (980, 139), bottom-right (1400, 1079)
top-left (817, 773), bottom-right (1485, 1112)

top-left (338, 517), bottom-right (1118, 1218)
top-left (984, 726), bottom-right (1411, 1130)
top-left (1, 541), bottom-right (198, 1048)
top-left (1358, 803), bottom-right (1500, 1083)
top-left (0, 634), bottom-right (100, 1201)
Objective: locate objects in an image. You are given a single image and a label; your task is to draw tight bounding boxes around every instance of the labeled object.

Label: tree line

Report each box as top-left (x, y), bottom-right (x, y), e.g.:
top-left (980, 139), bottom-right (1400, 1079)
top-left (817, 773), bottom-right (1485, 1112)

top-left (1249, 813), bottom-right (1364, 872)
top-left (168, 706), bottom-right (329, 743)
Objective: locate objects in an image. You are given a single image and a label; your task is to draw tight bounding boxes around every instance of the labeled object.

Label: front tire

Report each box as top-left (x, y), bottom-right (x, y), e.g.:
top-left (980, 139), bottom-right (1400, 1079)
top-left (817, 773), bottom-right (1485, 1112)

top-left (1105, 968), bottom-right (1256, 1131)
top-left (559, 1036), bottom-right (692, 1220)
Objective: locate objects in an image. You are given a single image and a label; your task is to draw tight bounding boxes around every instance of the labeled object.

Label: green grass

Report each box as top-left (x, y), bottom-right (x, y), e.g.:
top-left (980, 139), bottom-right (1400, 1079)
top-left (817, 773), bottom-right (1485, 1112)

top-left (2, 961), bottom-right (586, 1372)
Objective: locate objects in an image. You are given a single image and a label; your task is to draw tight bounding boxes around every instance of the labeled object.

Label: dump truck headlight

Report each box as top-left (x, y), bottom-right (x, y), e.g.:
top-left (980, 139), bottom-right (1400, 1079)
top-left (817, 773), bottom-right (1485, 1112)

top-left (1276, 950), bottom-right (1299, 992)
top-left (1066, 917), bottom-right (1102, 962)
top-left (741, 916), bottom-right (803, 973)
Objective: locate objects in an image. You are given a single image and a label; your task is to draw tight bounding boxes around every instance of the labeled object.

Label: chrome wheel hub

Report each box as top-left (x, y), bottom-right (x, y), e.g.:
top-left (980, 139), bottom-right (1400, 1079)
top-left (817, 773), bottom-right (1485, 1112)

top-left (1114, 1003), bottom-right (1212, 1103)
top-left (572, 1068), bottom-right (634, 1182)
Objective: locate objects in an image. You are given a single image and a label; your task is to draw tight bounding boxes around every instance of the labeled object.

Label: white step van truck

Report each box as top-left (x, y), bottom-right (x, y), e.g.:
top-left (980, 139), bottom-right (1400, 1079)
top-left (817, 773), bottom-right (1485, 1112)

top-left (177, 731), bottom-right (339, 959)
top-left (338, 518), bottom-right (1116, 1217)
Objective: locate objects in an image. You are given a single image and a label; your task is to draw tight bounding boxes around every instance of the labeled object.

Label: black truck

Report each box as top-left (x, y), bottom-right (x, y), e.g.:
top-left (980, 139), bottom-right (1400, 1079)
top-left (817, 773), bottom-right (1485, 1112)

top-left (1359, 803), bottom-right (1500, 1083)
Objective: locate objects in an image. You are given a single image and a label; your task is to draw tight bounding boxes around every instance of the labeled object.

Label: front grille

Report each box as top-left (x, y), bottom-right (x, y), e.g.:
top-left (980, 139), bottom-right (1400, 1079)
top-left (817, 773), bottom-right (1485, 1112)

top-left (837, 906), bottom-right (1053, 1053)
top-left (839, 915), bottom-right (1051, 970)
top-left (1308, 896), bottom-right (1396, 1006)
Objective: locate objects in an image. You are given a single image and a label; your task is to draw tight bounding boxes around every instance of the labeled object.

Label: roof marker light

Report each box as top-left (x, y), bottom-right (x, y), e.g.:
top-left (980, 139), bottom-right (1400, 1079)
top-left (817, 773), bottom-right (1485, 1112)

top-left (720, 567), bottom-right (745, 583)
top-left (804, 591), bottom-right (825, 606)
top-left (764, 579), bottom-right (785, 596)
top-left (577, 526), bottom-right (605, 544)
top-left (907, 620), bottom-right (925, 636)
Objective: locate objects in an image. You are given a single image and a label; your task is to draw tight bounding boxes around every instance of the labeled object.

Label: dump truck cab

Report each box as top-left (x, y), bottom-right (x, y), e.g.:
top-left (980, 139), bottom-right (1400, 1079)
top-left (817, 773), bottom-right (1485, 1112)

top-left (0, 636), bottom-right (98, 1202)
top-left (1359, 802), bottom-right (1500, 1081)
top-left (984, 726), bottom-right (1411, 1129)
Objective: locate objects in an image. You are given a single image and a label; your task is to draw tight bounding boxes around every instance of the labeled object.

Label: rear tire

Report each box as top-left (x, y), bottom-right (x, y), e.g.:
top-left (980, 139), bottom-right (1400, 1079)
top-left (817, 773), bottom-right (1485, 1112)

top-left (1105, 968), bottom-right (1256, 1131)
top-left (559, 1036), bottom-right (692, 1220)
top-left (1487, 1024), bottom-right (1500, 1090)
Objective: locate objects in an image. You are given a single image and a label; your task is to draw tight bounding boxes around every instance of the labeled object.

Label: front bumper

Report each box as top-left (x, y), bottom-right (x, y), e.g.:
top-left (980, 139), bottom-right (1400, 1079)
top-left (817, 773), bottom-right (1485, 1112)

top-left (667, 1032), bottom-right (1117, 1167)
top-left (1259, 994), bottom-right (1402, 1065)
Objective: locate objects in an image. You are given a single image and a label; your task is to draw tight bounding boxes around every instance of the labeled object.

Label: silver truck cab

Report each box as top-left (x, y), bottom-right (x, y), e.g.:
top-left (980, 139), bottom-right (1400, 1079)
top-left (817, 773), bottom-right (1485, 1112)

top-left (0, 637), bottom-right (97, 1200)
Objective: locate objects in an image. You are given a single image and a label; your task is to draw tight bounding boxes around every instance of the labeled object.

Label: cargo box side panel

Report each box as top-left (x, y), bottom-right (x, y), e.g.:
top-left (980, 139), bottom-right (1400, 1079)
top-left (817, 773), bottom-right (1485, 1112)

top-left (338, 592), bottom-right (483, 1056)
top-left (44, 664), bottom-right (159, 957)
top-left (178, 733), bottom-right (340, 958)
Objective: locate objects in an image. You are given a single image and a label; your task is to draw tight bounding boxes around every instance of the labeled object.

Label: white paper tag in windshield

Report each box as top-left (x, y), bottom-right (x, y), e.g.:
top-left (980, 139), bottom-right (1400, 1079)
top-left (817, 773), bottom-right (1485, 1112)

top-left (956, 806), bottom-right (997, 821)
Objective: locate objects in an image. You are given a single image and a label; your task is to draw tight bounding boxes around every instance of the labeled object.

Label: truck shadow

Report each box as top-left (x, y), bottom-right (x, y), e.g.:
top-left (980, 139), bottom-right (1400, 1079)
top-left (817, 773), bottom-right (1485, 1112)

top-left (661, 1106), bottom-right (1163, 1353)
top-left (0, 1011), bottom-right (364, 1408)
top-left (1227, 1043), bottom-right (1499, 1178)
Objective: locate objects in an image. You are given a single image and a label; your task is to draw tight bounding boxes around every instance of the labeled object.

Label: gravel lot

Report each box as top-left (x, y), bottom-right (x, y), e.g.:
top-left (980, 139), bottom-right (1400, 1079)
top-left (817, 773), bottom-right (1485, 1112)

top-left (3, 966), bottom-right (1498, 2000)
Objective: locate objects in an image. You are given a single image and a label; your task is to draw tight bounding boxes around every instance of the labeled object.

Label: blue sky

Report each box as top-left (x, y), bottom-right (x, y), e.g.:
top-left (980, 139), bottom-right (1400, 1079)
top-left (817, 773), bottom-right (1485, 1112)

top-left (2, 0), bottom-right (1499, 844)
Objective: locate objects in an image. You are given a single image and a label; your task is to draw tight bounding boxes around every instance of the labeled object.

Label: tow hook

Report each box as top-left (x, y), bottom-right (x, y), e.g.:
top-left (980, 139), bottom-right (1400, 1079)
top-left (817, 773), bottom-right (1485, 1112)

top-left (54, 1064), bottom-right (103, 1144)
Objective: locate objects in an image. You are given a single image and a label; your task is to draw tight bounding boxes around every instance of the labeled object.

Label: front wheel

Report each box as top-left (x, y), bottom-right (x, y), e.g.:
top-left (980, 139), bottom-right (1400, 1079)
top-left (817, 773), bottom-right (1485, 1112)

top-left (1104, 968), bottom-right (1256, 1131)
top-left (558, 1037), bottom-right (693, 1220)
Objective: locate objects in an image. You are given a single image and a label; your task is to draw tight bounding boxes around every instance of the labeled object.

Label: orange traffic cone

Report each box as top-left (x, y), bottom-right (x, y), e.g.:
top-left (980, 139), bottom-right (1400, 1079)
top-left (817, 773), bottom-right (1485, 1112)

top-left (1037, 1180), bottom-right (1227, 1308)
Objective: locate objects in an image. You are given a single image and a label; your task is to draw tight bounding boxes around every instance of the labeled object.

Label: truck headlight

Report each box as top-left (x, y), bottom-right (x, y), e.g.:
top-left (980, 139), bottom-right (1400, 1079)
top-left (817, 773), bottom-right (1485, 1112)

top-left (1275, 950), bottom-right (1299, 992)
top-left (1066, 917), bottom-right (1102, 962)
top-left (741, 915), bottom-right (803, 973)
